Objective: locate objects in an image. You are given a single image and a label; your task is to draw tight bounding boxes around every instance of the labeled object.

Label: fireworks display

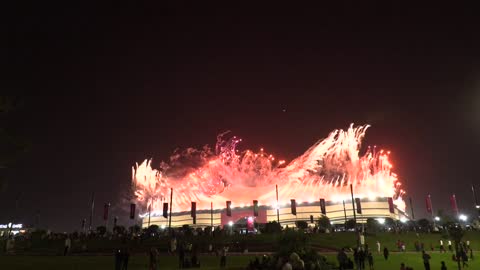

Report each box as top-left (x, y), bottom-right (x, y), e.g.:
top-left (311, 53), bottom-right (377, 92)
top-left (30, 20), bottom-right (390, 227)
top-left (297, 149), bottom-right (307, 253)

top-left (132, 124), bottom-right (406, 215)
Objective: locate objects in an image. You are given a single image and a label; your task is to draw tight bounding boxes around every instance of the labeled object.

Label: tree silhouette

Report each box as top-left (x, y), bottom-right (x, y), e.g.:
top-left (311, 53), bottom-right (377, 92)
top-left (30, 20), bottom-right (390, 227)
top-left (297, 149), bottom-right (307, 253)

top-left (345, 219), bottom-right (356, 230)
top-left (317, 215), bottom-right (332, 232)
top-left (366, 218), bottom-right (380, 234)
top-left (295, 220), bottom-right (308, 230)
top-left (96, 226), bottom-right (107, 235)
top-left (417, 218), bottom-right (432, 232)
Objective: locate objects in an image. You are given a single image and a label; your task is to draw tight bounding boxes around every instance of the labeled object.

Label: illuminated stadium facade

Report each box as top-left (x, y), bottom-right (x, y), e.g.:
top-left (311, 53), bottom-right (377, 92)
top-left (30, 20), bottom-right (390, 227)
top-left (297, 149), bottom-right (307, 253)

top-left (133, 125), bottom-right (408, 228)
top-left (141, 197), bottom-right (408, 229)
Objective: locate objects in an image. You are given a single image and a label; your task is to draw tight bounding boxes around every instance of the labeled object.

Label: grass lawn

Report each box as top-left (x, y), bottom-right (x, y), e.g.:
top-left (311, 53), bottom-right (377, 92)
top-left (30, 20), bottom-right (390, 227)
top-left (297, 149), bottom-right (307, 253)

top-left (308, 231), bottom-right (480, 252)
top-left (0, 252), bottom-right (478, 269)
top-left (324, 252), bottom-right (479, 270)
top-left (0, 254), bottom-right (253, 270)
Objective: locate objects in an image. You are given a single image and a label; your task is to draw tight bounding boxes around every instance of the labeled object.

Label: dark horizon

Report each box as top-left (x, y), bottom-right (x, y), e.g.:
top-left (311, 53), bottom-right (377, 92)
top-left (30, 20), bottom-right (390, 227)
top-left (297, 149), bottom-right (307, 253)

top-left (5, 3), bottom-right (480, 231)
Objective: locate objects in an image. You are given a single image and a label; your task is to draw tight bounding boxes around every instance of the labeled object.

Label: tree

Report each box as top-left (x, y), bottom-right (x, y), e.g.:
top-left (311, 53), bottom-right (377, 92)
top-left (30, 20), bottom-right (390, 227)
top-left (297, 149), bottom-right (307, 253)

top-left (96, 226), bottom-right (107, 235)
top-left (295, 220), bottom-right (309, 230)
top-left (317, 216), bottom-right (332, 232)
top-left (384, 217), bottom-right (396, 231)
top-left (181, 224), bottom-right (193, 236)
top-left (345, 219), bottom-right (356, 230)
top-left (263, 221), bottom-right (282, 234)
top-left (128, 225), bottom-right (141, 235)
top-left (113, 225), bottom-right (126, 235)
top-left (436, 209), bottom-right (455, 229)
top-left (417, 218), bottom-right (432, 232)
top-left (147, 225), bottom-right (159, 235)
top-left (366, 218), bottom-right (380, 234)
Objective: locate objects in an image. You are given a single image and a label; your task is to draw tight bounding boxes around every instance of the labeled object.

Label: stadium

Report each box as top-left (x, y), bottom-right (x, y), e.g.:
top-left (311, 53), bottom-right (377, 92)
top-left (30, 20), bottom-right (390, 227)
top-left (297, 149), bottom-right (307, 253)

top-left (133, 125), bottom-right (408, 229)
top-left (141, 197), bottom-right (408, 230)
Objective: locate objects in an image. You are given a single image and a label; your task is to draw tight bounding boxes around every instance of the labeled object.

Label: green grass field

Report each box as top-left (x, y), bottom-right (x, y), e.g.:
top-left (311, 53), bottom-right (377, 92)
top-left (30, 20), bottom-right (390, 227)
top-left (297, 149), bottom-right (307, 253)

top-left (1, 231), bottom-right (478, 269)
top-left (3, 231), bottom-right (477, 255)
top-left (0, 252), bottom-right (478, 270)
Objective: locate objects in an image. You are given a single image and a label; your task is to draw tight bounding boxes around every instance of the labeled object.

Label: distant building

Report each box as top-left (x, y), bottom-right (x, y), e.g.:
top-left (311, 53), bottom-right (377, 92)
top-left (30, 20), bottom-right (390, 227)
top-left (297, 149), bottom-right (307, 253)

top-left (0, 223), bottom-right (25, 237)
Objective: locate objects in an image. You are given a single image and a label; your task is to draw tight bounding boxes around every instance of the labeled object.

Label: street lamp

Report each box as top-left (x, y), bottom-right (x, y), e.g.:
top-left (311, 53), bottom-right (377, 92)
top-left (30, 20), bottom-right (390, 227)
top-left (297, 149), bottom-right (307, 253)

top-left (434, 216), bottom-right (440, 221)
top-left (459, 214), bottom-right (468, 222)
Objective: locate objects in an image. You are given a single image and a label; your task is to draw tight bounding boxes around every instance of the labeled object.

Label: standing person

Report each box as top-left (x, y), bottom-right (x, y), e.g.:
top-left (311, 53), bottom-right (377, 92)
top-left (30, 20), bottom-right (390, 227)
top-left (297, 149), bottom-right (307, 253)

top-left (400, 263), bottom-right (406, 270)
top-left (178, 242), bottom-right (185, 269)
top-left (466, 240), bottom-right (470, 249)
top-left (220, 245), bottom-right (228, 268)
top-left (383, 247), bottom-right (389, 260)
top-left (359, 248), bottom-right (366, 270)
top-left (448, 240), bottom-right (452, 252)
top-left (114, 248), bottom-right (122, 270)
top-left (208, 243), bottom-right (213, 255)
top-left (440, 240), bottom-right (445, 253)
top-left (354, 249), bottom-right (360, 269)
top-left (422, 250), bottom-right (431, 270)
top-left (149, 247), bottom-right (159, 270)
top-left (121, 247), bottom-right (130, 270)
top-left (170, 237), bottom-right (177, 255)
top-left (440, 261), bottom-right (447, 270)
top-left (337, 248), bottom-right (348, 270)
top-left (460, 249), bottom-right (469, 268)
top-left (64, 236), bottom-right (71, 256)
top-left (376, 241), bottom-right (381, 254)
top-left (367, 251), bottom-right (374, 270)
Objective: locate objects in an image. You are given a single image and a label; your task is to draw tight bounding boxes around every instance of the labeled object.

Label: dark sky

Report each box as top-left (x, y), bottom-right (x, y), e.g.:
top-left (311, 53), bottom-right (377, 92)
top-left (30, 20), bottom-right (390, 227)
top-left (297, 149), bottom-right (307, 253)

top-left (5, 3), bottom-right (480, 231)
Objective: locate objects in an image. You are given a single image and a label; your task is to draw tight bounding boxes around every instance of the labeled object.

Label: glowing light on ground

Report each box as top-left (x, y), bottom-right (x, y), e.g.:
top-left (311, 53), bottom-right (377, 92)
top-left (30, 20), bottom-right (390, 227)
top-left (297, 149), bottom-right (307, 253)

top-left (132, 124), bottom-right (406, 214)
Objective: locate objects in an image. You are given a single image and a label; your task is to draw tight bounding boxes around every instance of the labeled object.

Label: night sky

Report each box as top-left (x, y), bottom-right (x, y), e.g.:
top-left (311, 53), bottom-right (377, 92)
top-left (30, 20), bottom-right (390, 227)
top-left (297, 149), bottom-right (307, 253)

top-left (5, 3), bottom-right (480, 231)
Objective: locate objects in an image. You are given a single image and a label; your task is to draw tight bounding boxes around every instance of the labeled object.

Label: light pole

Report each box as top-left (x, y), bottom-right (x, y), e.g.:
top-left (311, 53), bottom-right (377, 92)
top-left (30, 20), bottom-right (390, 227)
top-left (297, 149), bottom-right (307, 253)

top-left (472, 184), bottom-right (480, 217)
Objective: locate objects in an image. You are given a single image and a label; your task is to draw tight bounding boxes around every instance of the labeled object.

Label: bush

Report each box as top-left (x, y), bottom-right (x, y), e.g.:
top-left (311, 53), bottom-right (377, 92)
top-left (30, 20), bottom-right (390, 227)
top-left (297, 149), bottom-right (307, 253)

top-left (262, 221), bottom-right (282, 234)
top-left (296, 221), bottom-right (309, 230)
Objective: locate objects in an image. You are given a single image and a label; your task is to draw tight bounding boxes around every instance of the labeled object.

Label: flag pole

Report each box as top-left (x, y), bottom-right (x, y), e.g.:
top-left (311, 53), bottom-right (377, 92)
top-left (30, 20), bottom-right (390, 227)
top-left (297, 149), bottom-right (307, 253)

top-left (89, 192), bottom-right (95, 231)
top-left (168, 188), bottom-right (173, 234)
top-left (350, 184), bottom-right (357, 224)
top-left (276, 184), bottom-right (280, 225)
top-left (210, 202), bottom-right (213, 235)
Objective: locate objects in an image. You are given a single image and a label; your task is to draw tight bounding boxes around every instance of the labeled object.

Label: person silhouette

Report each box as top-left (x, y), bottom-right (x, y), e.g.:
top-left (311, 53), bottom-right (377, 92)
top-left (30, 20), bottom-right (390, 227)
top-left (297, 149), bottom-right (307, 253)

top-left (440, 261), bottom-right (447, 270)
